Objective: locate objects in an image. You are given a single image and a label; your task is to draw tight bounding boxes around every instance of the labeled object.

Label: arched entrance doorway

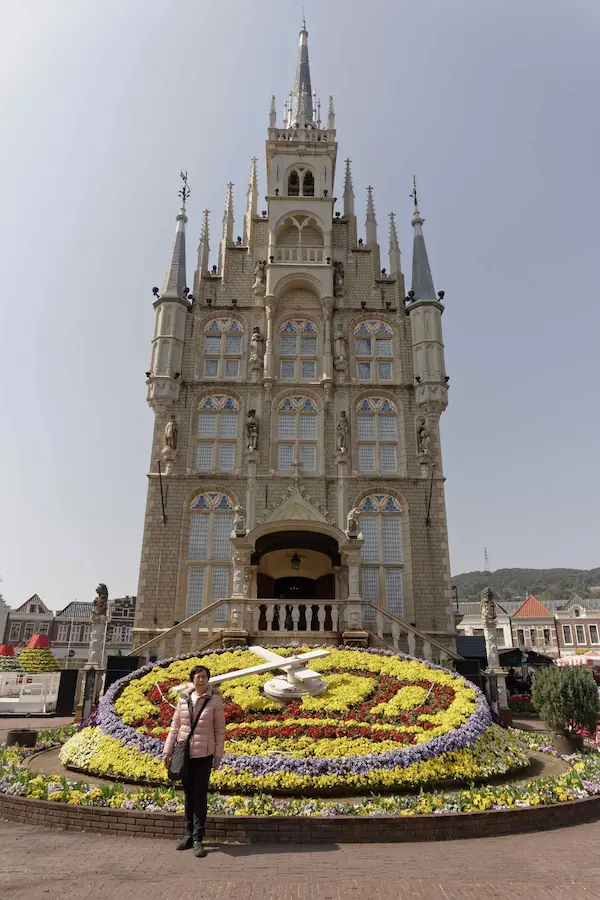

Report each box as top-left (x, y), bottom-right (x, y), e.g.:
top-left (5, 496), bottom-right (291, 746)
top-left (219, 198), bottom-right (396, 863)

top-left (251, 530), bottom-right (339, 632)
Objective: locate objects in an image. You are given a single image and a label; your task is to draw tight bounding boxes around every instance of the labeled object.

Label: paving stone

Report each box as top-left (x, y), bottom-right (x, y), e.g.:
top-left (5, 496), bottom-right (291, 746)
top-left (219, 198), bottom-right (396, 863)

top-left (2, 818), bottom-right (600, 900)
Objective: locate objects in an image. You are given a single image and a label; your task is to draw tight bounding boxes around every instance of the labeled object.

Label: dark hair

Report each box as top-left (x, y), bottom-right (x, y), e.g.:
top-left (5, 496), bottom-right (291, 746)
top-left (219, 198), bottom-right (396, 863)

top-left (190, 665), bottom-right (211, 681)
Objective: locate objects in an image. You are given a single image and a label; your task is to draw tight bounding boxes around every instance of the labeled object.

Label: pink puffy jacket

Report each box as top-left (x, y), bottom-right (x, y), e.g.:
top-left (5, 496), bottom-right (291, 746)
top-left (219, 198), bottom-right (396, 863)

top-left (163, 685), bottom-right (226, 760)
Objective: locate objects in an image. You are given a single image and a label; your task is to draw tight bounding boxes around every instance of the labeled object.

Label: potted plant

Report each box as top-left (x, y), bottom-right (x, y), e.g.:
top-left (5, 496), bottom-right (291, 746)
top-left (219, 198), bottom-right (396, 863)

top-left (531, 665), bottom-right (600, 754)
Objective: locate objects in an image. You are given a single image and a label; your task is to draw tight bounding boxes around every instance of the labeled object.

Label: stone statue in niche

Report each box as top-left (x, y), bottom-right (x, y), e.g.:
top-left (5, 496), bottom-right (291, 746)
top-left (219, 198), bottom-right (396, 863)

top-left (333, 260), bottom-right (345, 296)
top-left (233, 506), bottom-right (247, 535)
top-left (249, 327), bottom-right (265, 369)
top-left (481, 588), bottom-right (497, 624)
top-left (164, 413), bottom-right (178, 450)
top-left (336, 411), bottom-right (349, 452)
top-left (93, 583), bottom-right (108, 618)
top-left (334, 322), bottom-right (347, 372)
top-left (246, 410), bottom-right (259, 451)
top-left (252, 260), bottom-right (267, 293)
top-left (346, 507), bottom-right (361, 539)
top-left (416, 419), bottom-right (430, 455)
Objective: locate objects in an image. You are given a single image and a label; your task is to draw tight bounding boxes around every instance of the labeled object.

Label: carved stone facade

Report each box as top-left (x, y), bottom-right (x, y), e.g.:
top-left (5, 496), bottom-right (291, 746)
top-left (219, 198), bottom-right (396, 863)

top-left (133, 21), bottom-right (455, 652)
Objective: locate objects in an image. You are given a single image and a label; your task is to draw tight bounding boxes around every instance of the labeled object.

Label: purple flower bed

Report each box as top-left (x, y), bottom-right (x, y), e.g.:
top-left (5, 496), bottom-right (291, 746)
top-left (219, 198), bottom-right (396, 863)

top-left (94, 646), bottom-right (493, 774)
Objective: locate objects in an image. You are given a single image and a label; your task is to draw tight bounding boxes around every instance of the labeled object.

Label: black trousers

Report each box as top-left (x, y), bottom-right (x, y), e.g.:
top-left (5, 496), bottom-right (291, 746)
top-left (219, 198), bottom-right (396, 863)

top-left (181, 755), bottom-right (213, 842)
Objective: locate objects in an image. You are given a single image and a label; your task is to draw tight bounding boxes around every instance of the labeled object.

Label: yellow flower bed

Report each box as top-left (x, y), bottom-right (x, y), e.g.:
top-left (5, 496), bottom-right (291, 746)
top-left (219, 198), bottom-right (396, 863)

top-left (60, 723), bottom-right (528, 794)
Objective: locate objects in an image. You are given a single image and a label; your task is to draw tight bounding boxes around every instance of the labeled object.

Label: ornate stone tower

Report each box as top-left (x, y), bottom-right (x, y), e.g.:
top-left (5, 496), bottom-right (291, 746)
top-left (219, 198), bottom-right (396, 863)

top-left (133, 20), bottom-right (456, 660)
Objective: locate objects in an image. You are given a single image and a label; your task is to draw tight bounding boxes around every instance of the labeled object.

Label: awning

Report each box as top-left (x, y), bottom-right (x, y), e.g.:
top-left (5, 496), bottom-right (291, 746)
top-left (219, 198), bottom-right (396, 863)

top-left (499, 648), bottom-right (554, 667)
top-left (556, 655), bottom-right (600, 666)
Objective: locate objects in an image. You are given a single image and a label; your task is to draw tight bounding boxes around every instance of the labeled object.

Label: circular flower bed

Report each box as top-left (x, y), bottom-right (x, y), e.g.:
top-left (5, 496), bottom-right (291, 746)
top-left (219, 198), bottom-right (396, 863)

top-left (3, 727), bottom-right (600, 818)
top-left (60, 647), bottom-right (529, 795)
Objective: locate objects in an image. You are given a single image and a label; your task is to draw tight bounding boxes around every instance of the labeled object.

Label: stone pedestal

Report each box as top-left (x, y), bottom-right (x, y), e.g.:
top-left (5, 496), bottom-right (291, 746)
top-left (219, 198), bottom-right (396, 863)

top-left (342, 630), bottom-right (369, 648)
top-left (221, 630), bottom-right (249, 649)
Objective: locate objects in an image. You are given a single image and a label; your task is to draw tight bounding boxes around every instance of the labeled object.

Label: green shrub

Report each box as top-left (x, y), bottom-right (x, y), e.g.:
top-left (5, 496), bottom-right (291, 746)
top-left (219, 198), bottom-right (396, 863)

top-left (532, 665), bottom-right (600, 735)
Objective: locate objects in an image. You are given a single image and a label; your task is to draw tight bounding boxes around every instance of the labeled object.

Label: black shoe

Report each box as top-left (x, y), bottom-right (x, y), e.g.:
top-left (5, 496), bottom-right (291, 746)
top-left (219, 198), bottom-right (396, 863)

top-left (177, 837), bottom-right (193, 851)
top-left (193, 841), bottom-right (207, 858)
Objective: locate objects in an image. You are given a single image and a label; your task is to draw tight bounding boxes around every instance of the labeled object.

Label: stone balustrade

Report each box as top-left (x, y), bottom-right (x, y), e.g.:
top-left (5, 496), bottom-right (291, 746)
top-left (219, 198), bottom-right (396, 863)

top-left (131, 597), bottom-right (459, 665)
top-left (275, 246), bottom-right (324, 264)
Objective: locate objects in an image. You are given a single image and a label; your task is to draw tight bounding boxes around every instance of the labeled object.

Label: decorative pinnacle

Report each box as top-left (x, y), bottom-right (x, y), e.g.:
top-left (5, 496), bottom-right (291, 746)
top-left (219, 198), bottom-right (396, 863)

top-left (366, 186), bottom-right (377, 219)
top-left (328, 95), bottom-right (335, 128)
top-left (389, 213), bottom-right (401, 276)
top-left (344, 159), bottom-right (354, 191)
top-left (410, 175), bottom-right (420, 216)
top-left (178, 170), bottom-right (190, 211)
top-left (389, 213), bottom-right (399, 248)
top-left (201, 209), bottom-right (210, 241)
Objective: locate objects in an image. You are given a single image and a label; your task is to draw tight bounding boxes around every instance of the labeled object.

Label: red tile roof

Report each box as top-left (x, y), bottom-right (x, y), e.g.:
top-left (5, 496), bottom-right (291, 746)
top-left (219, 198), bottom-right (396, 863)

top-left (513, 594), bottom-right (553, 618)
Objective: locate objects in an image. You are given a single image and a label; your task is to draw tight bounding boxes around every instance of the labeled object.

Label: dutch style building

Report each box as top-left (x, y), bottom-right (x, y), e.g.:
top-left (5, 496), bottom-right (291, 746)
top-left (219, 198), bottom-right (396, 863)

top-left (132, 21), bottom-right (456, 662)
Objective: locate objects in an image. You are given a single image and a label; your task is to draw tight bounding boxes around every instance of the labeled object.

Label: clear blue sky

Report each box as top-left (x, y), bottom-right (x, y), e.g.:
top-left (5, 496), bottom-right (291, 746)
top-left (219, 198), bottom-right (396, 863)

top-left (0, 0), bottom-right (598, 612)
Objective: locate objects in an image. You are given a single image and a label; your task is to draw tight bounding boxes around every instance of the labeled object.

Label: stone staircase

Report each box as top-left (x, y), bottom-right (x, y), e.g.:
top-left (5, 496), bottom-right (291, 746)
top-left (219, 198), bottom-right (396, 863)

top-left (130, 598), bottom-right (460, 667)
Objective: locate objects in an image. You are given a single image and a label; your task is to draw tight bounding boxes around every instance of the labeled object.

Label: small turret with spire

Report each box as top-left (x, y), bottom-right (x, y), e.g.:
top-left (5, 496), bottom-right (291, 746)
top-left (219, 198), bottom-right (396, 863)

top-left (147, 172), bottom-right (190, 407)
top-left (407, 177), bottom-right (448, 414)
top-left (160, 172), bottom-right (189, 300)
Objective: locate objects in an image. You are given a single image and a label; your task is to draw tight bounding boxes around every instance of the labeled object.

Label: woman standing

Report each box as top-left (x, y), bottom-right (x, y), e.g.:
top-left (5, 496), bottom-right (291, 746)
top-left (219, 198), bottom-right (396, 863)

top-left (163, 665), bottom-right (226, 857)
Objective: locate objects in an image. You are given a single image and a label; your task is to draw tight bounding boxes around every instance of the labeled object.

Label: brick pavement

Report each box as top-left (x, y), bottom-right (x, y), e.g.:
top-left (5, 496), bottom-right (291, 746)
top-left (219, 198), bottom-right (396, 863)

top-left (1, 818), bottom-right (600, 900)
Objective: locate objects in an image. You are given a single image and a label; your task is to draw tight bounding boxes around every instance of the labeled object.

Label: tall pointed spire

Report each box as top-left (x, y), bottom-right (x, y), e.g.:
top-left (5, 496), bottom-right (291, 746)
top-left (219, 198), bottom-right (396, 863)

top-left (343, 159), bottom-right (355, 217)
top-left (161, 172), bottom-right (189, 299)
top-left (290, 16), bottom-right (313, 127)
top-left (410, 177), bottom-right (436, 300)
top-left (269, 95), bottom-right (276, 128)
top-left (389, 213), bottom-right (401, 276)
top-left (222, 182), bottom-right (234, 245)
top-left (365, 186), bottom-right (378, 246)
top-left (198, 209), bottom-right (210, 275)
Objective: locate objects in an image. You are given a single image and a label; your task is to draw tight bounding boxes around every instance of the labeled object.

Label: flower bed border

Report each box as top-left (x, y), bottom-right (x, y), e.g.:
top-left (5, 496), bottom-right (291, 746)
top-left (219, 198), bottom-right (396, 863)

top-left (2, 789), bottom-right (600, 843)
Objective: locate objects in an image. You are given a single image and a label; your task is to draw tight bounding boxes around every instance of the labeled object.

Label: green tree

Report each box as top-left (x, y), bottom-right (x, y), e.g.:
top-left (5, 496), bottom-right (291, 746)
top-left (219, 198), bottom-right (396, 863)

top-left (532, 665), bottom-right (599, 736)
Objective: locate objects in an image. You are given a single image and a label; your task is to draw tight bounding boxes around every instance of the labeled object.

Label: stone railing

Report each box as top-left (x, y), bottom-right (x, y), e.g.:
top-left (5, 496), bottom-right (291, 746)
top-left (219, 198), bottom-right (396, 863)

top-left (131, 597), bottom-right (459, 665)
top-left (275, 246), bottom-right (324, 264)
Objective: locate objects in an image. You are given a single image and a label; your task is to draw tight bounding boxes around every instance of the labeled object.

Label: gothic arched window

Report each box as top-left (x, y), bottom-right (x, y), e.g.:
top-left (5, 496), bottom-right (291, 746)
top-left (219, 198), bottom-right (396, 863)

top-left (356, 397), bottom-right (398, 473)
top-left (279, 319), bottom-right (318, 381)
top-left (203, 318), bottom-right (243, 379)
top-left (196, 395), bottom-right (240, 471)
top-left (276, 396), bottom-right (319, 471)
top-left (287, 170), bottom-right (300, 196)
top-left (358, 494), bottom-right (403, 619)
top-left (187, 492), bottom-right (233, 618)
top-left (302, 170), bottom-right (314, 196)
top-left (354, 320), bottom-right (393, 381)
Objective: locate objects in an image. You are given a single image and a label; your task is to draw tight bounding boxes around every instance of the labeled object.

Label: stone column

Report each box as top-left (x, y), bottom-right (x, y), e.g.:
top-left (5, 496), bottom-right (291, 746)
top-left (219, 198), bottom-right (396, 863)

top-left (481, 588), bottom-right (509, 716)
top-left (340, 540), bottom-right (368, 647)
top-left (226, 537), bottom-right (251, 648)
top-left (262, 297), bottom-right (275, 392)
top-left (322, 297), bottom-right (334, 402)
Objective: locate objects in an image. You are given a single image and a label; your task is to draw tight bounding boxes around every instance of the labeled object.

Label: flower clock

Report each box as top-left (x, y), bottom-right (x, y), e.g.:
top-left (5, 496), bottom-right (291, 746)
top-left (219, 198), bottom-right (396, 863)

top-left (60, 647), bottom-right (529, 795)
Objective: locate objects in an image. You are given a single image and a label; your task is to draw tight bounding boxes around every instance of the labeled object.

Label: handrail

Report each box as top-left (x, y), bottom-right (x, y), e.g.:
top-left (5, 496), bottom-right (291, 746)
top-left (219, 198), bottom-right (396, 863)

top-left (364, 601), bottom-right (460, 661)
top-left (129, 598), bottom-right (230, 657)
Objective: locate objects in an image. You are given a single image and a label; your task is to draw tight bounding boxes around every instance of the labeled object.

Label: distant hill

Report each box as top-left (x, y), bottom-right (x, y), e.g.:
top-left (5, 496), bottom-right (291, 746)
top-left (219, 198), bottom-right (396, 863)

top-left (452, 567), bottom-right (600, 606)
